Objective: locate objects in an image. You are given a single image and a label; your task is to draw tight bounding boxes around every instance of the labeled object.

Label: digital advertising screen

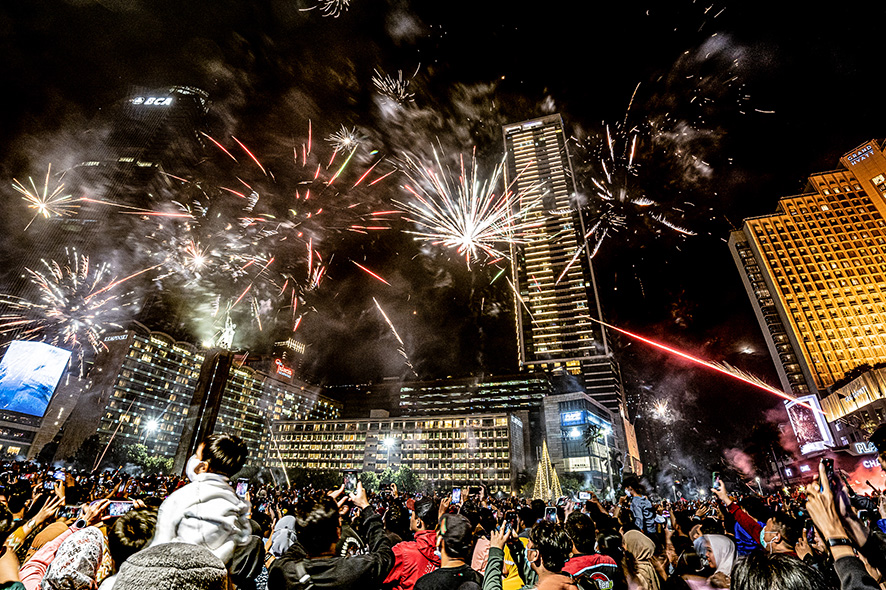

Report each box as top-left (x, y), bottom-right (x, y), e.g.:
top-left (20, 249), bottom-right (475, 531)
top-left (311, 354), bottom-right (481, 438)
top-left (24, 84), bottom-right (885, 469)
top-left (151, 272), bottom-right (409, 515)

top-left (786, 395), bottom-right (834, 455)
top-left (0, 341), bottom-right (71, 417)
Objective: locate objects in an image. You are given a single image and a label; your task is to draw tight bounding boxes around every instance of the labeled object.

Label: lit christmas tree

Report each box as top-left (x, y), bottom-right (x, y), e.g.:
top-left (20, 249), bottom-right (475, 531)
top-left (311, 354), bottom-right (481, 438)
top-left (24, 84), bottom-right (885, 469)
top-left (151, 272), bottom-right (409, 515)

top-left (532, 440), bottom-right (563, 502)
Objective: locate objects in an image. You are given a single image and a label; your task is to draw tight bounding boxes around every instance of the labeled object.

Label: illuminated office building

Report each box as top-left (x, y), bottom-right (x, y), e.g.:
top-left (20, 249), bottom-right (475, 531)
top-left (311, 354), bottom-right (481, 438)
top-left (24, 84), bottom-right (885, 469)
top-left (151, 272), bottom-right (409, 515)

top-left (272, 411), bottom-right (528, 490)
top-left (729, 139), bottom-right (886, 401)
top-left (502, 115), bottom-right (624, 412)
top-left (52, 322), bottom-right (339, 465)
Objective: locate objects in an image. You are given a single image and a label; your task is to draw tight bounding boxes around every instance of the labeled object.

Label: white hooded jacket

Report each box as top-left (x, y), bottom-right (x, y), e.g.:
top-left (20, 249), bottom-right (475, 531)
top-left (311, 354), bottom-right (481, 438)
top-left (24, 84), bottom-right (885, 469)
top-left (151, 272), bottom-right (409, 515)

top-left (149, 472), bottom-right (251, 564)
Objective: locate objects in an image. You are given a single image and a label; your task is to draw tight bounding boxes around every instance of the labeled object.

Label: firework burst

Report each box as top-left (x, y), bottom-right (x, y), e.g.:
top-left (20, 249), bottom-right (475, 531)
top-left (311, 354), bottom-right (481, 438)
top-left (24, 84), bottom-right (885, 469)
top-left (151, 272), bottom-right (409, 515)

top-left (12, 164), bottom-right (79, 230)
top-left (394, 148), bottom-right (540, 268)
top-left (326, 125), bottom-right (363, 154)
top-left (0, 249), bottom-right (136, 354)
top-left (372, 68), bottom-right (415, 105)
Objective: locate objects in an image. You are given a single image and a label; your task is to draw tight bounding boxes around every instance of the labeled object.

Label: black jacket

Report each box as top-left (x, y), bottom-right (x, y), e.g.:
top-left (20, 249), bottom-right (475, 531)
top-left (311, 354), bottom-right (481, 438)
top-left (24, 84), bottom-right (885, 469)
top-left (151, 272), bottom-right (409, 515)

top-left (268, 506), bottom-right (395, 590)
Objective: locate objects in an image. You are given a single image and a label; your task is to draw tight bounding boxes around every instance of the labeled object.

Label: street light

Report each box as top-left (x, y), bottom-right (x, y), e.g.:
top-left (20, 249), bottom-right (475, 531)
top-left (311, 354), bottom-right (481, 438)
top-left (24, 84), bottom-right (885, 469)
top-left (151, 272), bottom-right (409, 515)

top-left (755, 476), bottom-right (763, 495)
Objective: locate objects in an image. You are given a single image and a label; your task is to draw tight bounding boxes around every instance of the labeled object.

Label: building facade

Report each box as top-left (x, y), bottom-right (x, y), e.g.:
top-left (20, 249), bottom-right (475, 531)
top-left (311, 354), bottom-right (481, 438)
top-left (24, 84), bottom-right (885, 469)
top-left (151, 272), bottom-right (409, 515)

top-left (272, 411), bottom-right (528, 491)
top-left (502, 114), bottom-right (625, 412)
top-left (52, 322), bottom-right (339, 466)
top-left (730, 139), bottom-right (886, 398)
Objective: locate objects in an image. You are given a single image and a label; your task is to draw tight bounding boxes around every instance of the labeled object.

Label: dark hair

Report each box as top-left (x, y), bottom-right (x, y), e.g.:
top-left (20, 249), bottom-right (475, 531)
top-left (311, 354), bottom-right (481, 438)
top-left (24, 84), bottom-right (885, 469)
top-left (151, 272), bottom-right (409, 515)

top-left (770, 512), bottom-right (801, 547)
top-left (440, 513), bottom-right (474, 561)
top-left (565, 512), bottom-right (596, 555)
top-left (460, 501), bottom-right (480, 530)
top-left (740, 496), bottom-right (769, 523)
top-left (529, 520), bottom-right (572, 573)
top-left (200, 434), bottom-right (248, 478)
top-left (699, 518), bottom-right (725, 536)
top-left (732, 552), bottom-right (829, 590)
top-left (295, 497), bottom-right (341, 556)
top-left (529, 499), bottom-right (546, 524)
top-left (673, 512), bottom-right (693, 535)
top-left (108, 508), bottom-right (157, 566)
top-left (622, 475), bottom-right (646, 496)
top-left (478, 508), bottom-right (497, 537)
top-left (252, 511), bottom-right (273, 538)
top-left (671, 536), bottom-right (705, 576)
top-left (414, 497), bottom-right (438, 529)
top-left (384, 503), bottom-right (410, 540)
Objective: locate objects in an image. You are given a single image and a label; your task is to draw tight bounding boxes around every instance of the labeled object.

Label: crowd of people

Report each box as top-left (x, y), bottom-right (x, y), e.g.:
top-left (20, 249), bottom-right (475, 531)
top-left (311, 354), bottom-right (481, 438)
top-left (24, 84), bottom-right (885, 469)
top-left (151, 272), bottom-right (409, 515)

top-left (0, 426), bottom-right (885, 590)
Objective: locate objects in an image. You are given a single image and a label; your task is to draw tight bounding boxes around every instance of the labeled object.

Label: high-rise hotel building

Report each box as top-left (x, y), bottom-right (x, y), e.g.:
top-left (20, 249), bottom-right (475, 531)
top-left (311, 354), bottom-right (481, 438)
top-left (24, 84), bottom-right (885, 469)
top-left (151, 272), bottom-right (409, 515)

top-left (730, 139), bottom-right (886, 412)
top-left (502, 115), bottom-right (624, 411)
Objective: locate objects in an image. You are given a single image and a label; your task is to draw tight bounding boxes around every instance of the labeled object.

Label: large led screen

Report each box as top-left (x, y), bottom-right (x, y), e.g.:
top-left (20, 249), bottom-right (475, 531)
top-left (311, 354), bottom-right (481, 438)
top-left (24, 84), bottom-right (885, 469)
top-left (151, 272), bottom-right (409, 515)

top-left (786, 395), bottom-right (834, 455)
top-left (0, 341), bottom-right (71, 417)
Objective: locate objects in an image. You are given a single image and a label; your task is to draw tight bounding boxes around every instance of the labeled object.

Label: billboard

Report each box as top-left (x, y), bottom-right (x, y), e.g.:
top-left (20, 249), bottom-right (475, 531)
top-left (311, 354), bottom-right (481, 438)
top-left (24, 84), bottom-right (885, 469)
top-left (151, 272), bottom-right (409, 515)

top-left (785, 395), bottom-right (834, 455)
top-left (0, 341), bottom-right (71, 417)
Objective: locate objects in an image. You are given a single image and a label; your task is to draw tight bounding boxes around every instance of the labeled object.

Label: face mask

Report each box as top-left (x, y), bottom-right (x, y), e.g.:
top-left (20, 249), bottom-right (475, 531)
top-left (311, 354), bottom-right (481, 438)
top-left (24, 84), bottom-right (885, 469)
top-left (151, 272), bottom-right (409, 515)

top-left (186, 454), bottom-right (205, 482)
top-left (759, 529), bottom-right (767, 549)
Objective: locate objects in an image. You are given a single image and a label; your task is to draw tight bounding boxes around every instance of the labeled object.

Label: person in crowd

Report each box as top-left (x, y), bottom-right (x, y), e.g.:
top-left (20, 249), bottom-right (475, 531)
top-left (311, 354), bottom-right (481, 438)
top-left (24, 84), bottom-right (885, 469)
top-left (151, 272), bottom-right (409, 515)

top-left (711, 479), bottom-right (798, 555)
top-left (562, 512), bottom-right (619, 586)
top-left (97, 507), bottom-right (158, 590)
top-left (112, 542), bottom-right (229, 590)
top-left (730, 553), bottom-right (828, 590)
top-left (0, 502), bottom-right (22, 590)
top-left (384, 503), bottom-right (410, 546)
top-left (267, 481), bottom-right (394, 590)
top-left (384, 497), bottom-right (441, 590)
top-left (501, 505), bottom-right (540, 590)
top-left (19, 499), bottom-right (110, 590)
top-left (621, 477), bottom-right (656, 537)
top-left (270, 515), bottom-right (298, 559)
top-left (470, 508), bottom-right (499, 575)
top-left (701, 535), bottom-right (734, 589)
top-left (804, 460), bottom-right (883, 590)
top-left (149, 433), bottom-right (251, 565)
top-left (414, 514), bottom-right (480, 590)
top-left (623, 530), bottom-right (661, 590)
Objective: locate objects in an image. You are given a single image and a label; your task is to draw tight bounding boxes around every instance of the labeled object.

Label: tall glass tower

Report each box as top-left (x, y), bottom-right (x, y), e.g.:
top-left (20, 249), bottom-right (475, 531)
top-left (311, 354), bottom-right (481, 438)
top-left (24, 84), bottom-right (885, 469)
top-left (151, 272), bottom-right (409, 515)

top-left (502, 114), bottom-right (624, 411)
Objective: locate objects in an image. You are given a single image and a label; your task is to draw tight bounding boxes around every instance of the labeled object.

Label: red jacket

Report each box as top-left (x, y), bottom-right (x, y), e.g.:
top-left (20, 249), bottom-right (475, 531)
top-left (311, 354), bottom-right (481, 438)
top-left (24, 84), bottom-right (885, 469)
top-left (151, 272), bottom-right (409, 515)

top-left (727, 502), bottom-right (763, 544)
top-left (384, 529), bottom-right (441, 590)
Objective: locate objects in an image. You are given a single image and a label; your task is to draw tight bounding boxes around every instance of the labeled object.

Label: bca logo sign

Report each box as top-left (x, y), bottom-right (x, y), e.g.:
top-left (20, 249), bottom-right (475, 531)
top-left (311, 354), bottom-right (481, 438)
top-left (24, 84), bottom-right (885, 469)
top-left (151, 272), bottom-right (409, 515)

top-left (132, 96), bottom-right (173, 106)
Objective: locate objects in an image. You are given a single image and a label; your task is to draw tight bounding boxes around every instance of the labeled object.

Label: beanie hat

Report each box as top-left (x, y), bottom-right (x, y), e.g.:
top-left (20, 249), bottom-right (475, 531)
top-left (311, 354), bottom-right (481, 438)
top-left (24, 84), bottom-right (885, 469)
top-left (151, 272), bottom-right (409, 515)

top-left (114, 542), bottom-right (227, 590)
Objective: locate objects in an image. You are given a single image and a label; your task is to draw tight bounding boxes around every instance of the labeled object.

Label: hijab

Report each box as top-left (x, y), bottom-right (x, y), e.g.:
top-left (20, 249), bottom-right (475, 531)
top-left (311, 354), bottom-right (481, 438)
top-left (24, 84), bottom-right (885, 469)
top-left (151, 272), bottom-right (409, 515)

top-left (703, 534), bottom-right (735, 577)
top-left (623, 530), bottom-right (661, 590)
top-left (270, 514), bottom-right (298, 557)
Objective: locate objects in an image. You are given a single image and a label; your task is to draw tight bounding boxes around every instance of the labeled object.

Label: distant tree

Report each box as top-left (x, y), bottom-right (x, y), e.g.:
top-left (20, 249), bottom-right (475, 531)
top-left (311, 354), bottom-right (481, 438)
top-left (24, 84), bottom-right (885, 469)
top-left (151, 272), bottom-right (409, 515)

top-left (393, 466), bottom-right (421, 494)
top-left (360, 470), bottom-right (380, 493)
top-left (559, 472), bottom-right (586, 497)
top-left (126, 444), bottom-right (173, 476)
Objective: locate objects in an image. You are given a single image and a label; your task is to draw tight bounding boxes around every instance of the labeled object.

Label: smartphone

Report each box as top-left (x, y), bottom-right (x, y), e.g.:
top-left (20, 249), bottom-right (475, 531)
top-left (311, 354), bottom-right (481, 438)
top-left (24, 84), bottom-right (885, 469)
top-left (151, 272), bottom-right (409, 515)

top-left (343, 470), bottom-right (357, 493)
top-left (58, 505), bottom-right (80, 519)
top-left (556, 496), bottom-right (567, 507)
top-left (236, 479), bottom-right (249, 498)
top-left (43, 480), bottom-right (55, 490)
top-left (505, 510), bottom-right (518, 530)
top-left (107, 501), bottom-right (134, 517)
top-left (544, 506), bottom-right (558, 522)
top-left (452, 487), bottom-right (462, 504)
top-left (578, 491), bottom-right (591, 501)
top-left (804, 518), bottom-right (815, 542)
top-left (258, 502), bottom-right (269, 513)
top-left (822, 458), bottom-right (841, 492)
top-left (712, 471), bottom-right (721, 490)
top-left (53, 470), bottom-right (65, 481)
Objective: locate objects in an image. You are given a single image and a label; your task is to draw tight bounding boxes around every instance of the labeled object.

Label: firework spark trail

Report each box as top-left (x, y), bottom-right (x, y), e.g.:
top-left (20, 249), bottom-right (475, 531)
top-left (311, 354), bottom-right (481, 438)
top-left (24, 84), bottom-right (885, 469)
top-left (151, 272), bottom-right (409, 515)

top-left (395, 149), bottom-right (541, 267)
top-left (352, 261), bottom-right (391, 285)
top-left (373, 297), bottom-right (417, 377)
top-left (13, 164), bottom-right (79, 230)
top-left (588, 317), bottom-right (823, 413)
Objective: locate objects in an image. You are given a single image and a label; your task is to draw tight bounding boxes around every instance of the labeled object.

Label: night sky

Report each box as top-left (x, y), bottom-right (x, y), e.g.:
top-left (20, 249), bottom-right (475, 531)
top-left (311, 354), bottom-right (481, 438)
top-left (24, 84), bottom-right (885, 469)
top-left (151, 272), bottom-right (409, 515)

top-left (2, 0), bottom-right (885, 477)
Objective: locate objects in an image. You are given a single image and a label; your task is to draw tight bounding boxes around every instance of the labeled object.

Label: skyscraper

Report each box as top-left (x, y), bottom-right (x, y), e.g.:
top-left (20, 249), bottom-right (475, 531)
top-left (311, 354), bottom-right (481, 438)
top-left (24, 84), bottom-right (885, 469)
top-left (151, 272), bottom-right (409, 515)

top-left (502, 114), bottom-right (623, 411)
top-left (729, 139), bottom-right (886, 400)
